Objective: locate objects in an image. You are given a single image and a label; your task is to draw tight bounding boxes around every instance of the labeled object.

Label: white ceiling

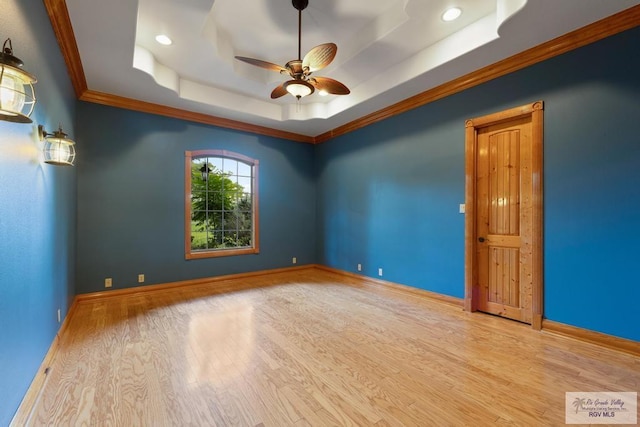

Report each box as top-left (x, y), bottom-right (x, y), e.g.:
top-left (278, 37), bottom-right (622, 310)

top-left (65, 0), bottom-right (640, 137)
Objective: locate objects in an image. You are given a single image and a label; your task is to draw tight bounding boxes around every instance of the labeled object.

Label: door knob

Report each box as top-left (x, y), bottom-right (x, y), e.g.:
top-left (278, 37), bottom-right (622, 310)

top-left (478, 237), bottom-right (486, 243)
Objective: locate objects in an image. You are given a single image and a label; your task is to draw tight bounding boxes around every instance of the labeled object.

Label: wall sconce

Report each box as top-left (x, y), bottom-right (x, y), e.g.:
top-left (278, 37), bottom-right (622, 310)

top-left (39, 125), bottom-right (76, 166)
top-left (0, 38), bottom-right (37, 123)
top-left (199, 163), bottom-right (212, 181)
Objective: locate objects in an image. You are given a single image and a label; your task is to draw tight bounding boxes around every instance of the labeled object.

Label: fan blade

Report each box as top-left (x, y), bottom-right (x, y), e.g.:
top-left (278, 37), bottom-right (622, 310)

top-left (271, 83), bottom-right (288, 99)
top-left (235, 56), bottom-right (287, 73)
top-left (302, 43), bottom-right (337, 72)
top-left (310, 76), bottom-right (350, 95)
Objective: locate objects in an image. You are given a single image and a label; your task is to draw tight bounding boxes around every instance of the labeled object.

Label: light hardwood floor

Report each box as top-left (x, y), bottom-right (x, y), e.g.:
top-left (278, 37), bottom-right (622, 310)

top-left (25, 268), bottom-right (639, 426)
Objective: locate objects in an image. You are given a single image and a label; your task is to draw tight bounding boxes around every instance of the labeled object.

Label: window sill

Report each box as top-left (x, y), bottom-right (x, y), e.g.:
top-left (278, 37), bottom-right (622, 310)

top-left (185, 247), bottom-right (259, 260)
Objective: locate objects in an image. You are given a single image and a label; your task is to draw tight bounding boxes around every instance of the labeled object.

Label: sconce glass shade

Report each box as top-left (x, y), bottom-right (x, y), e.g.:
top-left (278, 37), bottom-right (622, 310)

top-left (40, 125), bottom-right (76, 166)
top-left (284, 80), bottom-right (314, 100)
top-left (0, 39), bottom-right (37, 123)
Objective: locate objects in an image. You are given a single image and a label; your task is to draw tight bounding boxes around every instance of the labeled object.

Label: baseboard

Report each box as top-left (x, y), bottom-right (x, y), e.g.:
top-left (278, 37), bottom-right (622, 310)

top-left (76, 264), bottom-right (463, 308)
top-left (76, 264), bottom-right (318, 302)
top-left (314, 265), bottom-right (464, 308)
top-left (542, 320), bottom-right (640, 357)
top-left (10, 298), bottom-right (79, 427)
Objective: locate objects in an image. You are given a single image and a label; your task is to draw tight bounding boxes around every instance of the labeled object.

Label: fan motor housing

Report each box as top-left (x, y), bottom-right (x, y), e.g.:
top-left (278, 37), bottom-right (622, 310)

top-left (292, 0), bottom-right (308, 11)
top-left (285, 60), bottom-right (304, 78)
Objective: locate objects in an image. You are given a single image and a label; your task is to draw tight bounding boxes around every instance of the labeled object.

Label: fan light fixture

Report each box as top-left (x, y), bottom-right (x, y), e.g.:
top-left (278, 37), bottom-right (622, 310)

top-left (39, 125), bottom-right (76, 166)
top-left (284, 80), bottom-right (314, 100)
top-left (0, 38), bottom-right (37, 123)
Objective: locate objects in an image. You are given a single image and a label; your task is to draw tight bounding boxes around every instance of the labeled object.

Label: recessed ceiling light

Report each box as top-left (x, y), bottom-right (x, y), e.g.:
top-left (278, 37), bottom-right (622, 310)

top-left (318, 90), bottom-right (329, 97)
top-left (155, 34), bottom-right (173, 46)
top-left (442, 7), bottom-right (462, 22)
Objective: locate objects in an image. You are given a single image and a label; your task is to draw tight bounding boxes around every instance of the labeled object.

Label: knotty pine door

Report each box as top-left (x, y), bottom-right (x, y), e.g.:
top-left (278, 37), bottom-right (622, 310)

top-left (465, 102), bottom-right (543, 328)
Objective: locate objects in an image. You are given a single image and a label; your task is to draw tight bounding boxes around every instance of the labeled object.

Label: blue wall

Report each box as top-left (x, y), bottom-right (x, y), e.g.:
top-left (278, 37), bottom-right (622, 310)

top-left (316, 27), bottom-right (640, 342)
top-left (75, 103), bottom-right (316, 294)
top-left (316, 106), bottom-right (466, 297)
top-left (0, 0), bottom-right (77, 424)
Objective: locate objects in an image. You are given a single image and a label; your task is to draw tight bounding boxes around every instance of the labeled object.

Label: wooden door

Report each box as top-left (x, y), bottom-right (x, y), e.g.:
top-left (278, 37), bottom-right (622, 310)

top-left (464, 102), bottom-right (543, 329)
top-left (476, 117), bottom-right (531, 322)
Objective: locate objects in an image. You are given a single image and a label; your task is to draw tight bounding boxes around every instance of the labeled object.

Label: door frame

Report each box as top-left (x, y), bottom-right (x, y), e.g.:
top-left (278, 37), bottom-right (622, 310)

top-left (464, 101), bottom-right (544, 330)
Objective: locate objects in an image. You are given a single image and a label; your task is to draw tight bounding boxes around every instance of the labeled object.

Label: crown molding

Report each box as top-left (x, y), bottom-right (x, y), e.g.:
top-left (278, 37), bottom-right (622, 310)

top-left (79, 89), bottom-right (315, 143)
top-left (44, 0), bottom-right (87, 97)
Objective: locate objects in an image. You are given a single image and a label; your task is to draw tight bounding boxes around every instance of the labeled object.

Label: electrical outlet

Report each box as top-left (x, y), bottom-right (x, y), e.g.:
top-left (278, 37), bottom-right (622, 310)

top-left (57, 309), bottom-right (61, 323)
top-left (357, 263), bottom-right (362, 271)
top-left (105, 278), bottom-right (112, 288)
top-left (459, 203), bottom-right (466, 214)
top-left (378, 268), bottom-right (383, 277)
top-left (138, 274), bottom-right (145, 283)
top-left (292, 257), bottom-right (297, 264)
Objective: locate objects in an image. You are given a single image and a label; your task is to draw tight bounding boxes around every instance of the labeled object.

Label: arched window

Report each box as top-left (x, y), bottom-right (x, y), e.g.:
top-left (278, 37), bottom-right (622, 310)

top-left (185, 150), bottom-right (259, 259)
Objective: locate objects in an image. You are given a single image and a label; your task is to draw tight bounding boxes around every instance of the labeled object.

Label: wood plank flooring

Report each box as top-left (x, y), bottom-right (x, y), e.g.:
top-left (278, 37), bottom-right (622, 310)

top-left (27, 268), bottom-right (639, 426)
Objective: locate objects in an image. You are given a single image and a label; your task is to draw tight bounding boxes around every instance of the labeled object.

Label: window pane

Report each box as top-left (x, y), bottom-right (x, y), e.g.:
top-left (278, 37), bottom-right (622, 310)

top-left (223, 231), bottom-right (240, 247)
top-left (239, 194), bottom-right (252, 211)
top-left (223, 159), bottom-right (237, 175)
top-left (240, 211), bottom-right (252, 229)
top-left (215, 173), bottom-right (229, 192)
top-left (223, 211), bottom-right (239, 229)
top-left (238, 231), bottom-right (252, 246)
top-left (192, 158), bottom-right (209, 184)
top-left (210, 211), bottom-right (223, 228)
top-left (237, 176), bottom-right (251, 192)
top-left (192, 157), bottom-right (207, 167)
top-left (223, 192), bottom-right (238, 210)
top-left (191, 211), bottom-right (208, 225)
top-left (207, 230), bottom-right (223, 248)
top-left (191, 192), bottom-right (206, 209)
top-left (210, 157), bottom-right (223, 173)
top-left (207, 191), bottom-right (222, 210)
top-left (238, 162), bottom-right (251, 177)
top-left (191, 226), bottom-right (207, 250)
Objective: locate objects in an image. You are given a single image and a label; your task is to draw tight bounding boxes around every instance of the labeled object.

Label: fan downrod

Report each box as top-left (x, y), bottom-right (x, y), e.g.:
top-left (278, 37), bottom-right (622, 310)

top-left (292, 0), bottom-right (308, 12)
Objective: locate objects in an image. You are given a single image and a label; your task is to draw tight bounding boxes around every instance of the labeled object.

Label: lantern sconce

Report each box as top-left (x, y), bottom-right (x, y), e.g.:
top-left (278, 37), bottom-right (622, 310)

top-left (199, 163), bottom-right (212, 181)
top-left (39, 124), bottom-right (76, 166)
top-left (0, 38), bottom-right (37, 123)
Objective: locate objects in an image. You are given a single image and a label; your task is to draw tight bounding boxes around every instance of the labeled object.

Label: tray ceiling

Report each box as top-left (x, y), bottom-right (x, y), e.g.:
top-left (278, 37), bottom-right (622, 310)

top-left (63, 0), bottom-right (640, 137)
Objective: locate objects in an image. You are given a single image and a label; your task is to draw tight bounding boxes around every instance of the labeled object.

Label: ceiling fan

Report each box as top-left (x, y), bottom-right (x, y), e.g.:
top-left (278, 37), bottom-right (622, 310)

top-left (235, 0), bottom-right (350, 100)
